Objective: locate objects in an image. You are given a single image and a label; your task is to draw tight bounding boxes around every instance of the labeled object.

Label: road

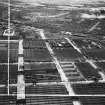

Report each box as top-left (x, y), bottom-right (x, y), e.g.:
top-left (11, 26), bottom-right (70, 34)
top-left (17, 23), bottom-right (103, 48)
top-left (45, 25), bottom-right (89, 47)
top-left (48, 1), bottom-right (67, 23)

top-left (39, 29), bottom-right (75, 95)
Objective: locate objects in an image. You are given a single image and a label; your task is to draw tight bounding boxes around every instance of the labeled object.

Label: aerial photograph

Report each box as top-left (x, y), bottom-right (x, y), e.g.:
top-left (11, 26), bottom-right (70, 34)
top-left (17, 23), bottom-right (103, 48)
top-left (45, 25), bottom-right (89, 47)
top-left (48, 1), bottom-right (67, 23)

top-left (0, 0), bottom-right (105, 104)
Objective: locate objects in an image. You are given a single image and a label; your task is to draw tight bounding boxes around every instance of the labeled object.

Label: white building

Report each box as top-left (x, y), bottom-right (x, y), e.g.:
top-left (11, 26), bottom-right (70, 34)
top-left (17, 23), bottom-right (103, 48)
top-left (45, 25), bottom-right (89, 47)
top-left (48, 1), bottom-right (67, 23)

top-left (3, 28), bottom-right (15, 36)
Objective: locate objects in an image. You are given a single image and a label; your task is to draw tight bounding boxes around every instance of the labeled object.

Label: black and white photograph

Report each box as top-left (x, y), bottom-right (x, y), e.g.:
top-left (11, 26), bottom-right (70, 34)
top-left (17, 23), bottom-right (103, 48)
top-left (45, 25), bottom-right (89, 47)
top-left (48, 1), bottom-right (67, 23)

top-left (0, 0), bottom-right (105, 104)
